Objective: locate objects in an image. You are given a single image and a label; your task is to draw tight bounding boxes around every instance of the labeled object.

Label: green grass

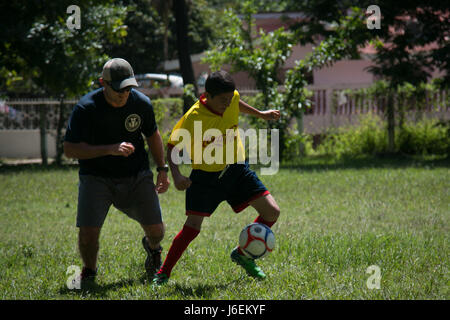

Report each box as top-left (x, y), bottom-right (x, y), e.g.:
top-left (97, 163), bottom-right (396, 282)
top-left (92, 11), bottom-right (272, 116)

top-left (0, 156), bottom-right (449, 300)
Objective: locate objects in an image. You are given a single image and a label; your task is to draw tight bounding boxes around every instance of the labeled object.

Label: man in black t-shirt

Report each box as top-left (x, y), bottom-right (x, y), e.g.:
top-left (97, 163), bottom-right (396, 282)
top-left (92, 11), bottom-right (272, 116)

top-left (64, 58), bottom-right (170, 284)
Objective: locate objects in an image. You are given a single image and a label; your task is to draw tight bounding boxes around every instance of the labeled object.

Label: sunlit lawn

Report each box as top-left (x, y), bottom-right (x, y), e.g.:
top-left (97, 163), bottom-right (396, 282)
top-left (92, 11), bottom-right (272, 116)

top-left (0, 156), bottom-right (448, 299)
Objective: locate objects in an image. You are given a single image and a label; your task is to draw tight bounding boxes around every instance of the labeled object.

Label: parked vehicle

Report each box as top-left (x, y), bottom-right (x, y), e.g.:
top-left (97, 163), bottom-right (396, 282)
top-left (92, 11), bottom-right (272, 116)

top-left (135, 73), bottom-right (183, 89)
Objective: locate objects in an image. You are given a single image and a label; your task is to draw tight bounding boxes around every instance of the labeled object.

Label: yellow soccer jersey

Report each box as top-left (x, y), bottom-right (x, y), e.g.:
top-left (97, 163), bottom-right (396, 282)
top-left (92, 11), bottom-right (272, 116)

top-left (168, 90), bottom-right (246, 172)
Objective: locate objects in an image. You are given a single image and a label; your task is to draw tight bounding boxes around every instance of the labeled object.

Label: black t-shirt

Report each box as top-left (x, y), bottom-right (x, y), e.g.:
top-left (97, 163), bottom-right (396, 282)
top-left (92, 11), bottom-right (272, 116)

top-left (64, 88), bottom-right (157, 177)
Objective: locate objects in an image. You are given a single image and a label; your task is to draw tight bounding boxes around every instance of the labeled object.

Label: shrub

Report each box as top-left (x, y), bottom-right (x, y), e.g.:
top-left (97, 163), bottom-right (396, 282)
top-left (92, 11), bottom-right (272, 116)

top-left (151, 97), bottom-right (183, 133)
top-left (283, 128), bottom-right (315, 160)
top-left (397, 119), bottom-right (449, 155)
top-left (317, 113), bottom-right (387, 159)
top-left (316, 113), bottom-right (449, 158)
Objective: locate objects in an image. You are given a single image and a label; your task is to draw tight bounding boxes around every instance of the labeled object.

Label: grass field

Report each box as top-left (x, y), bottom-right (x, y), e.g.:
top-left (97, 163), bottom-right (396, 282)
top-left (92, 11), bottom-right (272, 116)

top-left (0, 156), bottom-right (448, 300)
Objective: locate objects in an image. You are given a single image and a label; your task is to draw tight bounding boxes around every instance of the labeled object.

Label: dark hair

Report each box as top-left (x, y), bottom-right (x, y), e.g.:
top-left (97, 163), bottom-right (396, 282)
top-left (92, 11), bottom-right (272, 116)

top-left (205, 70), bottom-right (235, 97)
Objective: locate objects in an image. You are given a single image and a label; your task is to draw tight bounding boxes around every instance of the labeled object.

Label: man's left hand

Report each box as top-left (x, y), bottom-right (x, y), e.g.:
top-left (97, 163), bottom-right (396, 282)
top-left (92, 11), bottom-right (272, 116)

top-left (155, 171), bottom-right (170, 194)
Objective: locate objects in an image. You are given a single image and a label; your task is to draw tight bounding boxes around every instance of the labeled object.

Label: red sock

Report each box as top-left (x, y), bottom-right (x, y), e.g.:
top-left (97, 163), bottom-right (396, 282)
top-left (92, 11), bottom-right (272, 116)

top-left (237, 215), bottom-right (277, 256)
top-left (253, 215), bottom-right (276, 228)
top-left (159, 225), bottom-right (199, 277)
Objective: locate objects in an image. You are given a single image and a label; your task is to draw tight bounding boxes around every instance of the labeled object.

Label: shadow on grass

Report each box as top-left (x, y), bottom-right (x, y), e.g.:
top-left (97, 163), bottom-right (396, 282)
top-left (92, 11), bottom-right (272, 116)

top-left (58, 273), bottom-right (150, 298)
top-left (166, 276), bottom-right (246, 299)
top-left (0, 162), bottom-right (79, 174)
top-left (1, 154), bottom-right (449, 175)
top-left (275, 154), bottom-right (450, 172)
top-left (58, 273), bottom-right (246, 299)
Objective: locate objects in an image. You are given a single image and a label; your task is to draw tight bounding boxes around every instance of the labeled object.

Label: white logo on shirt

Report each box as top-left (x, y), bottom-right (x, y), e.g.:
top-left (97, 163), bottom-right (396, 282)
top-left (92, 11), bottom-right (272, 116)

top-left (125, 114), bottom-right (141, 132)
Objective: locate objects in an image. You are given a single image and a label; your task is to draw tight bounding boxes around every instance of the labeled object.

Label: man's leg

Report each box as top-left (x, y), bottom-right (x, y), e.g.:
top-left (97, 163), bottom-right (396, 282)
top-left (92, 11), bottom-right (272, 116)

top-left (78, 226), bottom-right (101, 280)
top-left (141, 223), bottom-right (165, 250)
top-left (141, 223), bottom-right (165, 275)
top-left (76, 174), bottom-right (112, 280)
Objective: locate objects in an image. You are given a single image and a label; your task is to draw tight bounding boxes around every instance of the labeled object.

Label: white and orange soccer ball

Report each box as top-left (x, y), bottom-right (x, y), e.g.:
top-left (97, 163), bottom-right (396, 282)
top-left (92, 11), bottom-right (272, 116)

top-left (239, 223), bottom-right (275, 259)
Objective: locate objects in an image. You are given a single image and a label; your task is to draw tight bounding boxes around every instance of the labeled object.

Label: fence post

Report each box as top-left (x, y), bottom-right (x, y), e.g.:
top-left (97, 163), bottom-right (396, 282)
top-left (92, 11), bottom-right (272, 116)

top-left (386, 92), bottom-right (395, 153)
top-left (39, 105), bottom-right (48, 165)
top-left (55, 94), bottom-right (66, 166)
top-left (325, 88), bottom-right (334, 130)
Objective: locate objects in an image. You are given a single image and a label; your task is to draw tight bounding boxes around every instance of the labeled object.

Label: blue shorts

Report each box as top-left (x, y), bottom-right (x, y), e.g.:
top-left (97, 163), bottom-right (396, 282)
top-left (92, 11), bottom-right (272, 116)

top-left (186, 162), bottom-right (269, 217)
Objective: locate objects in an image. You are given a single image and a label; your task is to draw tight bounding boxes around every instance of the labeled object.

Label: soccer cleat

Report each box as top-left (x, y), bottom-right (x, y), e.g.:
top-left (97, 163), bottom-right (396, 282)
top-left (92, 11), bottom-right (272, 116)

top-left (80, 266), bottom-right (97, 282)
top-left (152, 272), bottom-right (169, 286)
top-left (142, 236), bottom-right (163, 276)
top-left (80, 267), bottom-right (97, 290)
top-left (230, 247), bottom-right (266, 279)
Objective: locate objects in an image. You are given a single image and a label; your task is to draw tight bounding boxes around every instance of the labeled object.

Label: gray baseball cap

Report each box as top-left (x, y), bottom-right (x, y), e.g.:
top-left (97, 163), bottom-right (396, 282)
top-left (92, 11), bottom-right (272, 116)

top-left (102, 58), bottom-right (138, 91)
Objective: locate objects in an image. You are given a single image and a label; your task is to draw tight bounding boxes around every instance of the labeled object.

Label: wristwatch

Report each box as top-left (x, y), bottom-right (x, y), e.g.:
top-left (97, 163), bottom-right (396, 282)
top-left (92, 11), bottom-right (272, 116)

top-left (156, 164), bottom-right (169, 172)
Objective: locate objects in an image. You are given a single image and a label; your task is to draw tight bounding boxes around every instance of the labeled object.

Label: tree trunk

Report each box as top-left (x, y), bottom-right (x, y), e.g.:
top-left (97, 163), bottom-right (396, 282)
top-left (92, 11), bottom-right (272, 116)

top-left (173, 0), bottom-right (198, 113)
top-left (162, 1), bottom-right (170, 61)
top-left (55, 94), bottom-right (66, 166)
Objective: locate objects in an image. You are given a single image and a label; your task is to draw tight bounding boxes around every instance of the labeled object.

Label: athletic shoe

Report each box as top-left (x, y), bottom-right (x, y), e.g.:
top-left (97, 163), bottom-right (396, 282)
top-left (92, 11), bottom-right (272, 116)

top-left (142, 236), bottom-right (162, 276)
top-left (152, 272), bottom-right (169, 286)
top-left (80, 266), bottom-right (97, 281)
top-left (230, 248), bottom-right (266, 279)
top-left (80, 267), bottom-right (97, 290)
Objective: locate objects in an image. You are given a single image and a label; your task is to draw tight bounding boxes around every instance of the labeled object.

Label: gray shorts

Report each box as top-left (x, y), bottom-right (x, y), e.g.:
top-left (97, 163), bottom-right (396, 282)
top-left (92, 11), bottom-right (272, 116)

top-left (76, 170), bottom-right (162, 227)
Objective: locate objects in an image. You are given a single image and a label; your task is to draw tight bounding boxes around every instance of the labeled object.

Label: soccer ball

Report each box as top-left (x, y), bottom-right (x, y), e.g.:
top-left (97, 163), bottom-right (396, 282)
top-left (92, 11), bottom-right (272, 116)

top-left (239, 223), bottom-right (275, 259)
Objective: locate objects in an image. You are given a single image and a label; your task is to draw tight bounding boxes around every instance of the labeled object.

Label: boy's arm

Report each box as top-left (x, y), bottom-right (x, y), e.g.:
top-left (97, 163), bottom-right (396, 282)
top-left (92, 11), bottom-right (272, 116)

top-left (167, 144), bottom-right (192, 191)
top-left (239, 99), bottom-right (280, 121)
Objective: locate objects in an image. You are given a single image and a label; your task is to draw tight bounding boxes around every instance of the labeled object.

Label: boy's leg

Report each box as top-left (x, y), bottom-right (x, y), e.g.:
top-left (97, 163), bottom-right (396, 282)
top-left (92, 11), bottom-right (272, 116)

top-left (154, 169), bottom-right (223, 285)
top-left (249, 193), bottom-right (280, 227)
top-left (236, 193), bottom-right (280, 256)
top-left (232, 194), bottom-right (280, 279)
top-left (154, 215), bottom-right (203, 284)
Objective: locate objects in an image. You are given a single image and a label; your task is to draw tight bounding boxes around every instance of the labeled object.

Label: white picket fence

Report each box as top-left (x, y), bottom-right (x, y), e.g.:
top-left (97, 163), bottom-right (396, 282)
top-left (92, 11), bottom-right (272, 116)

top-left (1, 85), bottom-right (449, 159)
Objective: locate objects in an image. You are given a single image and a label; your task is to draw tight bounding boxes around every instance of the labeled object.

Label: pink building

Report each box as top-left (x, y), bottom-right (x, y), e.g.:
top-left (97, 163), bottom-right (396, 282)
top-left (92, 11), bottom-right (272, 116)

top-left (161, 12), bottom-right (448, 133)
top-left (164, 12), bottom-right (377, 90)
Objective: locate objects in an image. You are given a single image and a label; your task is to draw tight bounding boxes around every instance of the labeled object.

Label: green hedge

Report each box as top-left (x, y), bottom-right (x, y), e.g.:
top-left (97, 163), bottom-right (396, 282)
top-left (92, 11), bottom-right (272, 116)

top-left (315, 113), bottom-right (449, 158)
top-left (151, 97), bottom-right (184, 131)
top-left (149, 98), bottom-right (449, 160)
top-left (397, 119), bottom-right (449, 155)
top-left (146, 98), bottom-right (183, 162)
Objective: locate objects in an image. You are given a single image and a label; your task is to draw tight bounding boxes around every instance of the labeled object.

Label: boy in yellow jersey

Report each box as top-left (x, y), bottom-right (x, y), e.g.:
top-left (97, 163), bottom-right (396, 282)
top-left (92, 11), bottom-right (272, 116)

top-left (153, 70), bottom-right (280, 285)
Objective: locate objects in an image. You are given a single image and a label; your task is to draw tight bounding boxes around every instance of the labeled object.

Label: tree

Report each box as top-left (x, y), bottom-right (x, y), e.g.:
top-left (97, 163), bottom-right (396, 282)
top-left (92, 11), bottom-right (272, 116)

top-left (105, 0), bottom-right (221, 75)
top-left (173, 0), bottom-right (199, 113)
top-left (151, 0), bottom-right (173, 62)
top-left (1, 0), bottom-right (128, 164)
top-left (285, 0), bottom-right (450, 152)
top-left (105, 0), bottom-right (169, 74)
top-left (203, 2), bottom-right (366, 160)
